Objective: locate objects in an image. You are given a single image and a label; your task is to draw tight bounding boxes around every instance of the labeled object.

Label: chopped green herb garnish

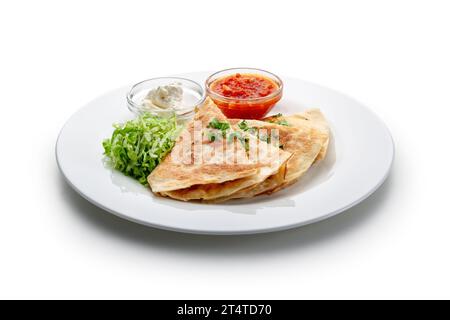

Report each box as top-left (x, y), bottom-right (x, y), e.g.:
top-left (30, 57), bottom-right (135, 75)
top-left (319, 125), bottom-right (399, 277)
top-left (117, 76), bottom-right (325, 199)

top-left (225, 130), bottom-right (250, 153)
top-left (237, 120), bottom-right (284, 149)
top-left (268, 120), bottom-right (289, 126)
top-left (208, 118), bottom-right (230, 131)
top-left (238, 120), bottom-right (249, 131)
top-left (208, 118), bottom-right (230, 137)
top-left (238, 120), bottom-right (258, 134)
top-left (207, 131), bottom-right (218, 142)
top-left (241, 136), bottom-right (250, 152)
top-left (227, 131), bottom-right (242, 143)
top-left (277, 119), bottom-right (290, 126)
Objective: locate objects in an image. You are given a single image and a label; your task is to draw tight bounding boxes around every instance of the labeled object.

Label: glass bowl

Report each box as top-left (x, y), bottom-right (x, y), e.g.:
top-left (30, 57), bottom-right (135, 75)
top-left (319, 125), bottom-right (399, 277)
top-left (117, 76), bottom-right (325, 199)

top-left (205, 68), bottom-right (283, 119)
top-left (127, 77), bottom-right (205, 121)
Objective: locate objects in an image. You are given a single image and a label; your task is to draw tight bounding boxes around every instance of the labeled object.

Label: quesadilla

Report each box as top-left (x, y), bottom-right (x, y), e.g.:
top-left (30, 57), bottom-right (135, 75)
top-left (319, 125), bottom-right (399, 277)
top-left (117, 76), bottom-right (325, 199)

top-left (148, 97), bottom-right (330, 202)
top-left (148, 98), bottom-right (292, 201)
top-left (262, 109), bottom-right (330, 193)
top-left (208, 118), bottom-right (323, 202)
top-left (264, 109), bottom-right (330, 161)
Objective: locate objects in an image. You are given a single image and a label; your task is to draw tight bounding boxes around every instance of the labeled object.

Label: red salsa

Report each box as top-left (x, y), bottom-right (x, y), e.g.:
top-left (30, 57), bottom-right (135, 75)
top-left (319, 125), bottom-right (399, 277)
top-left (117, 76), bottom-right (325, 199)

top-left (208, 73), bottom-right (282, 119)
top-left (206, 73), bottom-right (283, 119)
top-left (211, 73), bottom-right (278, 99)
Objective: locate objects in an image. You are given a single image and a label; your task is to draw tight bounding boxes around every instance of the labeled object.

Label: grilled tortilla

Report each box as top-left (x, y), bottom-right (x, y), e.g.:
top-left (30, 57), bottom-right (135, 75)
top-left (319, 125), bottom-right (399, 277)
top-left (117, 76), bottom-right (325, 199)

top-left (148, 99), bottom-right (291, 200)
top-left (264, 109), bottom-right (330, 161)
top-left (262, 109), bottom-right (330, 194)
top-left (149, 99), bottom-right (330, 201)
top-left (209, 119), bottom-right (323, 202)
top-left (160, 145), bottom-right (291, 201)
top-left (148, 99), bottom-right (260, 193)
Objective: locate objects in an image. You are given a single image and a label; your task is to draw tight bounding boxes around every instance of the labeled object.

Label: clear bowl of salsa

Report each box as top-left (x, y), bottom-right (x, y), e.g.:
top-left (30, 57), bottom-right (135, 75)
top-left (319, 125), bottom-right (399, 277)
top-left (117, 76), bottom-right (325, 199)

top-left (205, 68), bottom-right (283, 119)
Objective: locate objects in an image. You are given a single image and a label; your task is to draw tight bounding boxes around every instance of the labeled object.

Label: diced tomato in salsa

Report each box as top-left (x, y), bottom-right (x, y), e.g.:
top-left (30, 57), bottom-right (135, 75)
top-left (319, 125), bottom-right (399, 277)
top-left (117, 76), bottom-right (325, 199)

top-left (208, 72), bottom-right (282, 119)
top-left (211, 73), bottom-right (278, 99)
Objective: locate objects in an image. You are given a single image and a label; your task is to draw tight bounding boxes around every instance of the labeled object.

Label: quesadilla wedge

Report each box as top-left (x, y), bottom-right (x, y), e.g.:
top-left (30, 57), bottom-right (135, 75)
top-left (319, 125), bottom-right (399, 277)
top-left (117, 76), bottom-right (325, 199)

top-left (264, 109), bottom-right (330, 161)
top-left (262, 109), bottom-right (330, 194)
top-left (148, 99), bottom-right (261, 193)
top-left (160, 146), bottom-right (291, 201)
top-left (148, 99), bottom-right (291, 200)
top-left (209, 119), bottom-right (323, 202)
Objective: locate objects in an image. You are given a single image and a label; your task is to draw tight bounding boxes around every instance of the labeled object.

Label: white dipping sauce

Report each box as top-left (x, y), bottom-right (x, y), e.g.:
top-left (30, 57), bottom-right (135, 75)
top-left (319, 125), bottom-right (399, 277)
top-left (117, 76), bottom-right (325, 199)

top-left (142, 83), bottom-right (184, 111)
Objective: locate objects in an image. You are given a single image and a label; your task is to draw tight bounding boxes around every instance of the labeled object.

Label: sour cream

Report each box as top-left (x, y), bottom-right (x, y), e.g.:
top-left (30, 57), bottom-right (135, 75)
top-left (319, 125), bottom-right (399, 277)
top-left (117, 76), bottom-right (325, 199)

top-left (142, 83), bottom-right (184, 110)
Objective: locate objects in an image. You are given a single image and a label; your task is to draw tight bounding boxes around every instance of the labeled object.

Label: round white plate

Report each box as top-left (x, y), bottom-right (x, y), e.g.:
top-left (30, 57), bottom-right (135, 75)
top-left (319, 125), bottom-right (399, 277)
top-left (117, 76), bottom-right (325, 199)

top-left (56, 72), bottom-right (394, 235)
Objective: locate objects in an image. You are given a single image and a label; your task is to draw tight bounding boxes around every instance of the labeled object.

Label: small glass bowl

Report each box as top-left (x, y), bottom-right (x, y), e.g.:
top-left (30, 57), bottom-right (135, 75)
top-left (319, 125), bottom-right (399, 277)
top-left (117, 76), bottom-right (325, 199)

top-left (126, 77), bottom-right (205, 121)
top-left (205, 68), bottom-right (283, 119)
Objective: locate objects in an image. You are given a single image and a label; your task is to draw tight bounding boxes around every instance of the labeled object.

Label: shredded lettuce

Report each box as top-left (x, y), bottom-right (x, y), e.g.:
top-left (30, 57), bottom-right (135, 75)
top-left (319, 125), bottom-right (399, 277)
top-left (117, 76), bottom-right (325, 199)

top-left (102, 114), bottom-right (181, 185)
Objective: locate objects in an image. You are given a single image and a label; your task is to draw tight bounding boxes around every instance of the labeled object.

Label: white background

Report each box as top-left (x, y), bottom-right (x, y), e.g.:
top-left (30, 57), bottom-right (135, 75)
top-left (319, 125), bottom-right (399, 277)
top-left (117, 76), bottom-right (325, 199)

top-left (1, 0), bottom-right (449, 299)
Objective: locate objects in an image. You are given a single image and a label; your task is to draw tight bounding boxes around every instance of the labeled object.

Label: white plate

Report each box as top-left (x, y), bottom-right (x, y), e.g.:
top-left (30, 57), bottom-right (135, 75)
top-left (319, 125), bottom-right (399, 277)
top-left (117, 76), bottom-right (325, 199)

top-left (56, 72), bottom-right (394, 235)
